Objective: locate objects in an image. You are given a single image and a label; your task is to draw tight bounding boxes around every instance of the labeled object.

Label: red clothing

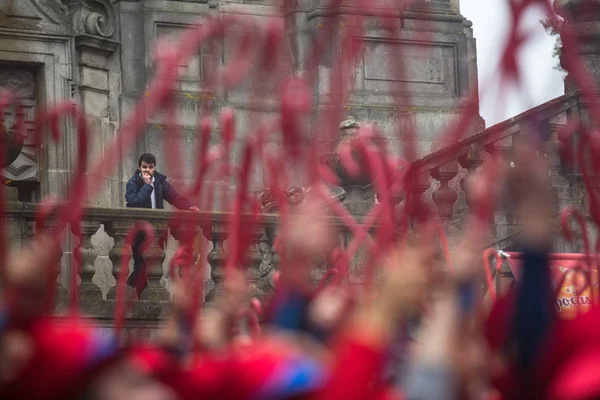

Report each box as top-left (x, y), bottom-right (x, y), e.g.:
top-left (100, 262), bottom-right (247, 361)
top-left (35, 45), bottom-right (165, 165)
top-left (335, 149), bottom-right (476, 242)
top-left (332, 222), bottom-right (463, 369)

top-left (135, 337), bottom-right (328, 400)
top-left (313, 334), bottom-right (401, 400)
top-left (0, 316), bottom-right (121, 400)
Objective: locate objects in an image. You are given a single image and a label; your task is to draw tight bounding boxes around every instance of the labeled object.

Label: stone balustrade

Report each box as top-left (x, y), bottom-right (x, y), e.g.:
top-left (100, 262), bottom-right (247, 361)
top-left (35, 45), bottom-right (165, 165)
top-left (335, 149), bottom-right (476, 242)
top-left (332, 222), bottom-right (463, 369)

top-left (407, 90), bottom-right (582, 249)
top-left (5, 202), bottom-right (280, 310)
top-left (2, 90), bottom-right (588, 332)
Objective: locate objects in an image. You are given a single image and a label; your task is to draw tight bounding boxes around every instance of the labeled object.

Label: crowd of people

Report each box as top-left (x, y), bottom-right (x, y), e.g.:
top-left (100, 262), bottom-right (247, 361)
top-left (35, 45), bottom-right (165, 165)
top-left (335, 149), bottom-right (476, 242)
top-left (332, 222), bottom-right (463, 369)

top-left (1, 141), bottom-right (599, 400)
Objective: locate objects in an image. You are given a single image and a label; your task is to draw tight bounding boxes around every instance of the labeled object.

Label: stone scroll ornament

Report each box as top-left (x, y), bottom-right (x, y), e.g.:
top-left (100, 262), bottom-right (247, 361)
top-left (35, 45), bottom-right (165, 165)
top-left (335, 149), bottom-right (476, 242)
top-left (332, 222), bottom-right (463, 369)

top-left (1, 0), bottom-right (600, 366)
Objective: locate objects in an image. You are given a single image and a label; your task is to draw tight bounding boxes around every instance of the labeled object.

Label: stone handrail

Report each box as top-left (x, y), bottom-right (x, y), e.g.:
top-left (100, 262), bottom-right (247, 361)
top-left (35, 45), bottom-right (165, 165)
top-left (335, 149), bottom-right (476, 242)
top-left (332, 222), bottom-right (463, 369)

top-left (4, 201), bottom-right (284, 324)
top-left (4, 198), bottom-right (445, 323)
top-left (5, 200), bottom-right (383, 324)
top-left (3, 91), bottom-right (583, 329)
top-left (414, 91), bottom-right (581, 172)
top-left (404, 90), bottom-right (582, 237)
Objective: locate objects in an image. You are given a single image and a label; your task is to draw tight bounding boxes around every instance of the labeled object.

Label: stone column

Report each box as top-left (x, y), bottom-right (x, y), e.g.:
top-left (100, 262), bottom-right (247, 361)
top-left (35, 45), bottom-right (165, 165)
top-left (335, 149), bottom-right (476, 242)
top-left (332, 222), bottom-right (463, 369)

top-left (106, 221), bottom-right (136, 301)
top-left (431, 160), bottom-right (459, 226)
top-left (170, 221), bottom-right (203, 283)
top-left (555, 0), bottom-right (600, 93)
top-left (486, 137), bottom-right (516, 242)
top-left (74, 220), bottom-right (102, 302)
top-left (244, 227), bottom-right (267, 299)
top-left (64, 0), bottom-right (121, 207)
top-left (140, 223), bottom-right (169, 301)
top-left (42, 220), bottom-right (69, 314)
top-left (458, 145), bottom-right (487, 239)
top-left (257, 232), bottom-right (277, 295)
top-left (258, 224), bottom-right (281, 293)
top-left (203, 222), bottom-right (229, 302)
top-left (406, 173), bottom-right (431, 230)
top-left (458, 144), bottom-right (485, 212)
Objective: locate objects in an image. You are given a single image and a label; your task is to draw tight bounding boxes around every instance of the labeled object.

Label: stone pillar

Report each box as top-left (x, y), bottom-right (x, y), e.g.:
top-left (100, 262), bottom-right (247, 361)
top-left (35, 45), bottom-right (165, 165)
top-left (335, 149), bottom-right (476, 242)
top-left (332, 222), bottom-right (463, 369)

top-left (555, 0), bottom-right (600, 93)
top-left (44, 220), bottom-right (69, 314)
top-left (431, 160), bottom-right (458, 225)
top-left (486, 137), bottom-right (516, 241)
top-left (257, 232), bottom-right (277, 295)
top-left (203, 222), bottom-right (229, 302)
top-left (74, 220), bottom-right (102, 302)
top-left (170, 221), bottom-right (203, 271)
top-left (545, 122), bottom-right (573, 213)
top-left (106, 221), bottom-right (136, 301)
top-left (244, 227), bottom-right (267, 299)
top-left (64, 0), bottom-right (120, 207)
top-left (305, 0), bottom-right (483, 158)
top-left (260, 224), bottom-right (281, 293)
top-left (407, 173), bottom-right (431, 230)
top-left (458, 145), bottom-right (485, 211)
top-left (140, 223), bottom-right (169, 301)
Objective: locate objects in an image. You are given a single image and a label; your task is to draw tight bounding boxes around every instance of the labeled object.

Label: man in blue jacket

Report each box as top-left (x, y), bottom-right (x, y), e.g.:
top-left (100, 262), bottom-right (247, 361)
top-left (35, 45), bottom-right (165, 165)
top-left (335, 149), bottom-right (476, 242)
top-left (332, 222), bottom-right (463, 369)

top-left (125, 153), bottom-right (199, 296)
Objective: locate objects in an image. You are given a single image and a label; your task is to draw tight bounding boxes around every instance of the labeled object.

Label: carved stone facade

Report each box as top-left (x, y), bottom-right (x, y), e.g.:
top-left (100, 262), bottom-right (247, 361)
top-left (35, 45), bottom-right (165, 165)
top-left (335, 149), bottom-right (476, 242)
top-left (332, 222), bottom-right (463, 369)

top-left (0, 0), bottom-right (482, 299)
top-left (0, 68), bottom-right (38, 183)
top-left (0, 0), bottom-right (481, 207)
top-left (3, 1), bottom-right (599, 331)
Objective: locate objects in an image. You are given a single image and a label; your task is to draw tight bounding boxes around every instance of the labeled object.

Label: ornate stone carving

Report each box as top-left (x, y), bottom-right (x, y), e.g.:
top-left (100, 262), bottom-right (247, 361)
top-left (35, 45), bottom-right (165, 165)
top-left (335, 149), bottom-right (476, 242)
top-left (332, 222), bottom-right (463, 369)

top-left (0, 68), bottom-right (38, 182)
top-left (243, 228), bottom-right (266, 298)
top-left (81, 0), bottom-right (116, 38)
top-left (1, 124), bottom-right (24, 170)
top-left (63, 0), bottom-right (116, 38)
top-left (320, 117), bottom-right (379, 217)
top-left (31, 0), bottom-right (69, 24)
top-left (257, 225), bottom-right (280, 293)
top-left (257, 234), bottom-right (275, 294)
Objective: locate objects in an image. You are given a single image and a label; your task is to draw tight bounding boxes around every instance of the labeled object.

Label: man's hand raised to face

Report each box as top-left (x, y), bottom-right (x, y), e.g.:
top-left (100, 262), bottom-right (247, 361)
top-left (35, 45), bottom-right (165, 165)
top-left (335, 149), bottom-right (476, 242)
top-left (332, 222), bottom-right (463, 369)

top-left (142, 172), bottom-right (152, 185)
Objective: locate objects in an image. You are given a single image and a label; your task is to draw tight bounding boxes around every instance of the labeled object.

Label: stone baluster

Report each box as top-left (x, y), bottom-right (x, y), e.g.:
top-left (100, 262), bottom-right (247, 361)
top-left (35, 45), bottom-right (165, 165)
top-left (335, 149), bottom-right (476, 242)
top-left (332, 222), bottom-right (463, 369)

top-left (74, 220), bottom-right (102, 301)
top-left (42, 220), bottom-right (68, 313)
top-left (554, 0), bottom-right (600, 93)
top-left (458, 144), bottom-right (485, 211)
top-left (431, 160), bottom-right (459, 225)
top-left (547, 123), bottom-right (571, 208)
top-left (485, 135), bottom-right (512, 160)
top-left (204, 222), bottom-right (230, 302)
top-left (244, 227), bottom-right (267, 298)
top-left (406, 173), bottom-right (431, 229)
top-left (170, 221), bottom-right (203, 287)
top-left (141, 222), bottom-right (169, 301)
top-left (106, 221), bottom-right (136, 301)
top-left (486, 136), bottom-right (514, 240)
top-left (257, 233), bottom-right (276, 295)
top-left (265, 224), bottom-right (281, 272)
top-left (254, 225), bottom-right (281, 292)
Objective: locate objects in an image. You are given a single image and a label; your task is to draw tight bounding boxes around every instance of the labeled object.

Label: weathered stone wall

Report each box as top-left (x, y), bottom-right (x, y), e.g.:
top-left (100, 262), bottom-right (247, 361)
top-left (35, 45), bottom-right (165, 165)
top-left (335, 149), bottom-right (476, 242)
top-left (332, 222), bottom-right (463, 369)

top-left (0, 0), bottom-right (482, 298)
top-left (116, 0), bottom-right (483, 210)
top-left (0, 0), bottom-right (482, 207)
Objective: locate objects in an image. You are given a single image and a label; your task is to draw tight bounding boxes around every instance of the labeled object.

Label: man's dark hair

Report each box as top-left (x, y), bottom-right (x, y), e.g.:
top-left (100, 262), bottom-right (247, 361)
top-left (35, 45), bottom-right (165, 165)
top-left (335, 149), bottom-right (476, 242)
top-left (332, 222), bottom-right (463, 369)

top-left (138, 153), bottom-right (156, 167)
